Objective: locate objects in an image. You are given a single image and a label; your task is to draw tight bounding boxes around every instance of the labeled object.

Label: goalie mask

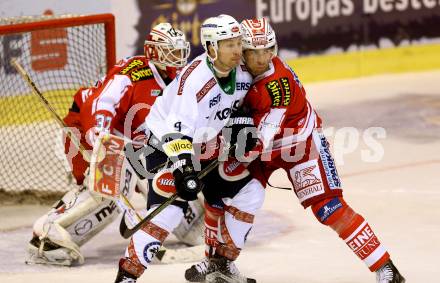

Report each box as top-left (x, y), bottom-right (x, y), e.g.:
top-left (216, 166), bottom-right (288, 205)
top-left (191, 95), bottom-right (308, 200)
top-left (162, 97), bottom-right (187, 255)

top-left (240, 18), bottom-right (277, 56)
top-left (144, 23), bottom-right (190, 74)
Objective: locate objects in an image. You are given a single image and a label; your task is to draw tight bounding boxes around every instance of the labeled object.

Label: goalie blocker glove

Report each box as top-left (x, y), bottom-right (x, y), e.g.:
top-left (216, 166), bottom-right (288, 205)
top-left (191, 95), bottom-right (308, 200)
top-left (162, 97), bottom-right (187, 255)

top-left (163, 138), bottom-right (203, 201)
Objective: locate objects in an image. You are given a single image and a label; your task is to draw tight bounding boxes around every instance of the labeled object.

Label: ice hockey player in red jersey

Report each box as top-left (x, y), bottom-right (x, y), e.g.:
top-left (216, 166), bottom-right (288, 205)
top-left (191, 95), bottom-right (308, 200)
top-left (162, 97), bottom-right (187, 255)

top-left (25, 23), bottom-right (204, 267)
top-left (239, 18), bottom-right (405, 283)
top-left (184, 17), bottom-right (406, 283)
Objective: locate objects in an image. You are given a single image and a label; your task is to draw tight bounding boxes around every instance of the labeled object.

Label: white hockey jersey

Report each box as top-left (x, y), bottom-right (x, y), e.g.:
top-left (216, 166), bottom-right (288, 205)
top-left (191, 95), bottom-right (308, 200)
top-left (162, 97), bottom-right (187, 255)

top-left (145, 53), bottom-right (252, 143)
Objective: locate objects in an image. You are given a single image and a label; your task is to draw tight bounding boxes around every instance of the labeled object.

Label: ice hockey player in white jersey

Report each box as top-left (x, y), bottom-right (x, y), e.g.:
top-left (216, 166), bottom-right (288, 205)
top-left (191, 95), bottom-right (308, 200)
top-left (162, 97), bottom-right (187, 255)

top-left (114, 15), bottom-right (263, 283)
top-left (25, 23), bottom-right (205, 267)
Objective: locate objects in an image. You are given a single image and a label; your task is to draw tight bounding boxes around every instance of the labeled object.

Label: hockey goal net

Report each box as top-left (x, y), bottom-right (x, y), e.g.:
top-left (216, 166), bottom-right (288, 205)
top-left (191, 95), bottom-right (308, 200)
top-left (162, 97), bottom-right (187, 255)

top-left (0, 14), bottom-right (115, 203)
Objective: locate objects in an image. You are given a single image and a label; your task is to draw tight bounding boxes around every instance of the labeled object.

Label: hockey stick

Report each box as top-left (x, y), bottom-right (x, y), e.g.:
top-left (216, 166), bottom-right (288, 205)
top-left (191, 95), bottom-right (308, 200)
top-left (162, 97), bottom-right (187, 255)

top-left (120, 148), bottom-right (228, 239)
top-left (11, 59), bottom-right (140, 220)
top-left (11, 59), bottom-right (89, 159)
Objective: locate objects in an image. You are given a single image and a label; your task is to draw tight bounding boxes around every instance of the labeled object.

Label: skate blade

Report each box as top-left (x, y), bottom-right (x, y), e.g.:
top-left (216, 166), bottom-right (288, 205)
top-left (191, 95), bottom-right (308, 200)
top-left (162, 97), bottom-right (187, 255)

top-left (205, 272), bottom-right (256, 283)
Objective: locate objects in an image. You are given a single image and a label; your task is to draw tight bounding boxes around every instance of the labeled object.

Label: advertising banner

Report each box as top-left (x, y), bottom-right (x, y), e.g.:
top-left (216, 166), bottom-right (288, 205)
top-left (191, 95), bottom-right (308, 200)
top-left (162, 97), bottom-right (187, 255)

top-left (134, 0), bottom-right (440, 58)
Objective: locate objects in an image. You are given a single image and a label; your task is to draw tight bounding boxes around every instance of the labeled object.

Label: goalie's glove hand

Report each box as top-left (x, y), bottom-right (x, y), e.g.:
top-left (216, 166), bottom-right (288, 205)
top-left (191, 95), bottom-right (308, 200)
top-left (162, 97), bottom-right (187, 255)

top-left (86, 111), bottom-right (113, 147)
top-left (172, 154), bottom-right (203, 201)
top-left (86, 126), bottom-right (109, 147)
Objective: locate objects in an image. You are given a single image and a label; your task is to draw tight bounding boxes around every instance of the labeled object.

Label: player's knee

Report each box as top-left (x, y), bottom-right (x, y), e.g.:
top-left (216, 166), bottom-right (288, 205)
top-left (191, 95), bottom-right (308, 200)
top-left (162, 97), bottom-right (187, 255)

top-left (149, 204), bottom-right (184, 232)
top-left (311, 197), bottom-right (363, 235)
top-left (311, 196), bottom-right (348, 226)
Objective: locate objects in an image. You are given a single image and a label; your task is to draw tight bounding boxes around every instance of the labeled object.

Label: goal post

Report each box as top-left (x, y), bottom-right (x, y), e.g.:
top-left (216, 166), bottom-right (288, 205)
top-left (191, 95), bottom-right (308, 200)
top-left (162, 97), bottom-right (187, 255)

top-left (0, 13), bottom-right (116, 203)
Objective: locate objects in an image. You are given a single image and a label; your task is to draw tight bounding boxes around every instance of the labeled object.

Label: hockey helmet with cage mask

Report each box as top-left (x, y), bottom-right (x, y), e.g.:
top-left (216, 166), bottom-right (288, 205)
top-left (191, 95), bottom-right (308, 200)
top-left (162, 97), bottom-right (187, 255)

top-left (144, 23), bottom-right (190, 77)
top-left (200, 14), bottom-right (242, 61)
top-left (240, 18), bottom-right (277, 56)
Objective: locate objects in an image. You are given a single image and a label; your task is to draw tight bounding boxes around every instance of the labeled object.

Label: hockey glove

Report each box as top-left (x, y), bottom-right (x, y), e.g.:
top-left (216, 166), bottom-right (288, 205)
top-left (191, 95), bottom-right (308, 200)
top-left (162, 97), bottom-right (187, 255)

top-left (86, 111), bottom-right (113, 147)
top-left (171, 153), bottom-right (203, 201)
top-left (163, 138), bottom-right (203, 201)
top-left (224, 109), bottom-right (260, 157)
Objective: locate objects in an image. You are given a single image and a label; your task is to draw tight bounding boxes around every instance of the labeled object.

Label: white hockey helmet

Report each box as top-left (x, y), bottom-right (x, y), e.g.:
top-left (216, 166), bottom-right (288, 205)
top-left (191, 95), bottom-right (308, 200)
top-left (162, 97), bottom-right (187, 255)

top-left (240, 18), bottom-right (277, 52)
top-left (144, 23), bottom-right (190, 69)
top-left (200, 14), bottom-right (242, 53)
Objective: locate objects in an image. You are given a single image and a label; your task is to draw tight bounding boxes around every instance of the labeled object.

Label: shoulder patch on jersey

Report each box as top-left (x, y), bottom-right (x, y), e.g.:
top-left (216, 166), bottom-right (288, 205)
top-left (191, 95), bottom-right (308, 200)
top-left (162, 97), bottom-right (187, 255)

top-left (129, 67), bottom-right (154, 82)
top-left (196, 77), bottom-right (217, 102)
top-left (177, 60), bottom-right (201, 96)
top-left (265, 80), bottom-right (282, 107)
top-left (240, 64), bottom-right (248, 72)
top-left (280, 77), bottom-right (291, 106)
top-left (119, 59), bottom-right (144, 75)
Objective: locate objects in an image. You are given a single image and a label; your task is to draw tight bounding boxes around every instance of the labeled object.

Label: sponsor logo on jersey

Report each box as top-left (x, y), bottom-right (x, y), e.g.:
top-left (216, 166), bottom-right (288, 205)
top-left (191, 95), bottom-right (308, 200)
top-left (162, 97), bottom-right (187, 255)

top-left (178, 60), bottom-right (201, 95)
top-left (209, 92), bottom-right (221, 108)
top-left (120, 59), bottom-right (144, 75)
top-left (197, 77), bottom-right (217, 102)
top-left (236, 82), bottom-right (251, 91)
top-left (265, 80), bottom-right (282, 106)
top-left (130, 67), bottom-right (153, 82)
top-left (291, 160), bottom-right (324, 203)
top-left (143, 241), bottom-right (161, 263)
top-left (317, 133), bottom-right (341, 189)
top-left (317, 197), bottom-right (343, 222)
top-left (280, 77), bottom-right (291, 106)
top-left (214, 99), bottom-right (240, 120)
top-left (346, 223), bottom-right (381, 260)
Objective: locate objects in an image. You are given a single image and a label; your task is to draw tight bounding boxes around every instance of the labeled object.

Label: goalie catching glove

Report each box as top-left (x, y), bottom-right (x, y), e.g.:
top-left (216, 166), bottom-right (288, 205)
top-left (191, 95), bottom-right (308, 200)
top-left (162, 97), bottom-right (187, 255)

top-left (163, 138), bottom-right (203, 201)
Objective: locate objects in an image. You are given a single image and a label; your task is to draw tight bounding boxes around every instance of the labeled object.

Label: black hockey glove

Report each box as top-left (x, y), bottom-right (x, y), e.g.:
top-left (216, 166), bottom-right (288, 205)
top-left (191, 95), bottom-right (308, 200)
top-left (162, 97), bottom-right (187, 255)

top-left (224, 109), bottom-right (259, 157)
top-left (162, 137), bottom-right (203, 201)
top-left (172, 153), bottom-right (203, 201)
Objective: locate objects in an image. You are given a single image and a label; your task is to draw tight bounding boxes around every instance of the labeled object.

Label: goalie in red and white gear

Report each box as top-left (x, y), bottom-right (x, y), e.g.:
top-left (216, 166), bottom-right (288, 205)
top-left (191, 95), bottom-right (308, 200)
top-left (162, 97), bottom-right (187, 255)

top-left (238, 18), bottom-right (404, 283)
top-left (25, 23), bottom-right (205, 267)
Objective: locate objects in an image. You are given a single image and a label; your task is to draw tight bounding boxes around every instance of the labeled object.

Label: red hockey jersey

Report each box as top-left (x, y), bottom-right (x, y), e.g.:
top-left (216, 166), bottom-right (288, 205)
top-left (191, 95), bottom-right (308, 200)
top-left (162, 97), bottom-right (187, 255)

top-left (244, 56), bottom-right (321, 154)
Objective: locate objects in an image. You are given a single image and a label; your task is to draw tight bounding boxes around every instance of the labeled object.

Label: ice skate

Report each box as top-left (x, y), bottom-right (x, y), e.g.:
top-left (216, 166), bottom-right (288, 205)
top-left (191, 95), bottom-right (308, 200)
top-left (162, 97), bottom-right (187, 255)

top-left (376, 260), bottom-right (406, 283)
top-left (184, 257), bottom-right (210, 282)
top-left (204, 255), bottom-right (256, 283)
top-left (114, 267), bottom-right (138, 283)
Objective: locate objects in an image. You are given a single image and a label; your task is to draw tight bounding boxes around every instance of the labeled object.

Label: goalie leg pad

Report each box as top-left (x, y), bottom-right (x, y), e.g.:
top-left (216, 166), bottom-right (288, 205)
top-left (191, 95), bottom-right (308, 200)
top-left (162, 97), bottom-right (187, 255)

top-left (26, 241), bottom-right (78, 266)
top-left (28, 186), bottom-right (119, 265)
top-left (173, 198), bottom-right (205, 246)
